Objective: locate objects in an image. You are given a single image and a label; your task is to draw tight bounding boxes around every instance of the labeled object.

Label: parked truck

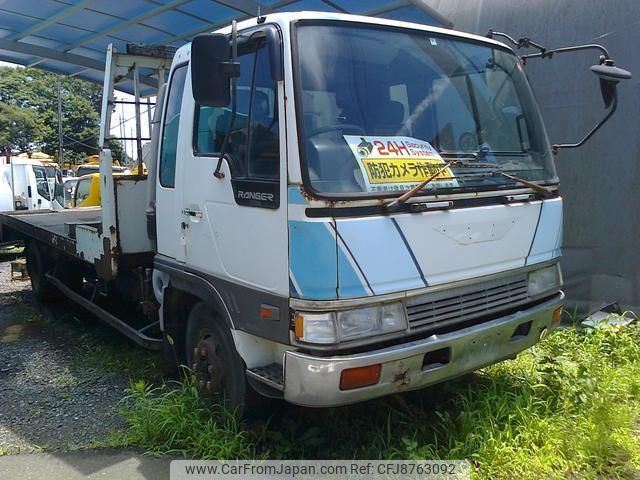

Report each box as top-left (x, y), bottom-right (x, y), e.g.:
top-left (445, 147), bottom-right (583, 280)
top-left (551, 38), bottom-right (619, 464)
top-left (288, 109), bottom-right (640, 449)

top-left (0, 12), bottom-right (630, 411)
top-left (0, 157), bottom-right (54, 211)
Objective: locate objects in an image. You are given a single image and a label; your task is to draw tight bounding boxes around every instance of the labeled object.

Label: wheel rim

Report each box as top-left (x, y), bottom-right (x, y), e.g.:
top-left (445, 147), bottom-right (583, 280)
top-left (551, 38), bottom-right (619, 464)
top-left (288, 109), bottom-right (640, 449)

top-left (192, 333), bottom-right (225, 398)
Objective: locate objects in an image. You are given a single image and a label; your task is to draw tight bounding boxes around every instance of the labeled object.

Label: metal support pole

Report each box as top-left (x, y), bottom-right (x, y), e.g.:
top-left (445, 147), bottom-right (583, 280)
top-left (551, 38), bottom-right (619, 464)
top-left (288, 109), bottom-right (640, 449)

top-left (6, 146), bottom-right (15, 209)
top-left (57, 78), bottom-right (64, 165)
top-left (130, 127), bottom-right (134, 164)
top-left (158, 67), bottom-right (165, 92)
top-left (119, 114), bottom-right (127, 161)
top-left (146, 97), bottom-right (153, 140)
top-left (133, 66), bottom-right (143, 176)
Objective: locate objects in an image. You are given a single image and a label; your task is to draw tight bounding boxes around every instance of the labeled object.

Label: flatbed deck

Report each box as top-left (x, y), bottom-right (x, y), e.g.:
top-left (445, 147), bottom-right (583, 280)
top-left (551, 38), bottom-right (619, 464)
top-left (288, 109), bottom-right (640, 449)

top-left (0, 208), bottom-right (102, 258)
top-left (0, 207), bottom-right (163, 350)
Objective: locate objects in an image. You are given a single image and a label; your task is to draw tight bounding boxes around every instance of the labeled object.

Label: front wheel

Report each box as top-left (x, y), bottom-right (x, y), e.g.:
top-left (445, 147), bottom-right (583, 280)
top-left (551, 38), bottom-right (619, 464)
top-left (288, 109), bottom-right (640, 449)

top-left (185, 302), bottom-right (247, 415)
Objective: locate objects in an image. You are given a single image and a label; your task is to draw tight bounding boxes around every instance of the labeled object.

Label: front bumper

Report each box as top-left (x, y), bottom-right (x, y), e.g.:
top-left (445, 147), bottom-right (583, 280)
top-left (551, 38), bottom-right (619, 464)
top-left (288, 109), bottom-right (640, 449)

top-left (283, 292), bottom-right (563, 407)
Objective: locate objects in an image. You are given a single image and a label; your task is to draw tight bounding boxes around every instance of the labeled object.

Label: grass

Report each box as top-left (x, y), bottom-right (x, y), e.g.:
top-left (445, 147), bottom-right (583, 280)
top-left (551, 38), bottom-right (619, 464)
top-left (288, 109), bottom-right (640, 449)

top-left (0, 443), bottom-right (44, 456)
top-left (70, 324), bottom-right (163, 380)
top-left (115, 318), bottom-right (640, 479)
top-left (112, 376), bottom-right (253, 459)
top-left (30, 305), bottom-right (163, 380)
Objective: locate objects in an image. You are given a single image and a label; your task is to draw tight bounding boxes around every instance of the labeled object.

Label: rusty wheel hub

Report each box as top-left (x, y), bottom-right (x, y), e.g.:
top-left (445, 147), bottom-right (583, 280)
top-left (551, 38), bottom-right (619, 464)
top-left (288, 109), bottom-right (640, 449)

top-left (192, 336), bottom-right (224, 398)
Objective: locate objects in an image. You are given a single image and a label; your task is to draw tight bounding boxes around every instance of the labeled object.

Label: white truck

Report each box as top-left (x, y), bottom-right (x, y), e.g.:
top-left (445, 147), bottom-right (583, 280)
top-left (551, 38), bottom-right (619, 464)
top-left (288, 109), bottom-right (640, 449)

top-left (0, 157), bottom-right (54, 211)
top-left (0, 12), bottom-right (630, 410)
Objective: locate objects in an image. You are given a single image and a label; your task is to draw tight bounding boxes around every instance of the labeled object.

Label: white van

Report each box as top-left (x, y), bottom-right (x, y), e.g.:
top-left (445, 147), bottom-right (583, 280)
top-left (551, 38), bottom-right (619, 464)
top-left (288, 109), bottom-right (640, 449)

top-left (0, 158), bottom-right (53, 210)
top-left (0, 172), bottom-right (12, 211)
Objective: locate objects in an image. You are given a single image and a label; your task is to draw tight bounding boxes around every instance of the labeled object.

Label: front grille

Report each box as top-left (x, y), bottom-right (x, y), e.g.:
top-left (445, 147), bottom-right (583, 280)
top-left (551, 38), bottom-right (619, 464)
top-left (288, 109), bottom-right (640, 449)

top-left (406, 274), bottom-right (529, 331)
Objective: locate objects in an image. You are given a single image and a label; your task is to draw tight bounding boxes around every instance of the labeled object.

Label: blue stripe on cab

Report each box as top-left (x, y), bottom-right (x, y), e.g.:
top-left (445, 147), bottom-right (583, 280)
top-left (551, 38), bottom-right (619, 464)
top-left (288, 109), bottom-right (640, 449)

top-left (337, 244), bottom-right (371, 298)
top-left (554, 214), bottom-right (563, 258)
top-left (288, 221), bottom-right (337, 300)
top-left (288, 186), bottom-right (309, 205)
top-left (337, 217), bottom-right (426, 296)
top-left (527, 199), bottom-right (563, 265)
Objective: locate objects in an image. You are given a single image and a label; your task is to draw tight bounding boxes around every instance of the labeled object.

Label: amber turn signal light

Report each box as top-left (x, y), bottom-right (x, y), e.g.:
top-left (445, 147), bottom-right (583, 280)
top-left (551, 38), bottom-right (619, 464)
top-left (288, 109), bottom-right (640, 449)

top-left (552, 306), bottom-right (563, 323)
top-left (339, 364), bottom-right (382, 391)
top-left (294, 314), bottom-right (304, 339)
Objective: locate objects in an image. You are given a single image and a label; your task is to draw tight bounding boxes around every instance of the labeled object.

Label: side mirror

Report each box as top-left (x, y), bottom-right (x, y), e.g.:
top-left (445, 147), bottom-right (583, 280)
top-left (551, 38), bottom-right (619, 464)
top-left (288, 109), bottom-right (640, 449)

top-left (191, 34), bottom-right (236, 107)
top-left (486, 30), bottom-right (634, 153)
top-left (590, 59), bottom-right (632, 108)
top-left (551, 56), bottom-right (631, 153)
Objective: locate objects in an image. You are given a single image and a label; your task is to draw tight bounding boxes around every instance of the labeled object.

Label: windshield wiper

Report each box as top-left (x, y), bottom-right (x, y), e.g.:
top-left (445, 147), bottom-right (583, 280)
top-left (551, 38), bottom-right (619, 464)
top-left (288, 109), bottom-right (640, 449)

top-left (386, 161), bottom-right (455, 211)
top-left (492, 170), bottom-right (554, 197)
top-left (440, 152), bottom-right (555, 197)
top-left (384, 159), bottom-right (554, 211)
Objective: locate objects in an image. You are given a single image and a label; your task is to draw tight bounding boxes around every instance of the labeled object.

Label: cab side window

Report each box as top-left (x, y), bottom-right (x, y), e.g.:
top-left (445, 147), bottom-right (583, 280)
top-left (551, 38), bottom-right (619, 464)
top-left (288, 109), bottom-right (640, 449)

top-left (74, 178), bottom-right (91, 205)
top-left (159, 64), bottom-right (188, 188)
top-left (246, 47), bottom-right (279, 180)
top-left (32, 166), bottom-right (50, 201)
top-left (193, 41), bottom-right (279, 208)
top-left (194, 51), bottom-right (254, 163)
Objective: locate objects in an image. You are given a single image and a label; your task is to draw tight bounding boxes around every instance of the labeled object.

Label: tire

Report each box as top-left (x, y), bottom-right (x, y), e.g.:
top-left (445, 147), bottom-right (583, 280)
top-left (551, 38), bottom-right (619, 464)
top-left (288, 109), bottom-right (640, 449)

top-left (185, 302), bottom-right (247, 415)
top-left (56, 259), bottom-right (83, 293)
top-left (26, 242), bottom-right (57, 303)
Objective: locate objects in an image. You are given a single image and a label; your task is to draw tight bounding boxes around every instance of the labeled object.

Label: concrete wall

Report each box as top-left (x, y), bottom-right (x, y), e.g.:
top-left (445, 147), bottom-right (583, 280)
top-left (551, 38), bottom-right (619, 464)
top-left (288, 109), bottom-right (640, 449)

top-left (426, 0), bottom-right (640, 313)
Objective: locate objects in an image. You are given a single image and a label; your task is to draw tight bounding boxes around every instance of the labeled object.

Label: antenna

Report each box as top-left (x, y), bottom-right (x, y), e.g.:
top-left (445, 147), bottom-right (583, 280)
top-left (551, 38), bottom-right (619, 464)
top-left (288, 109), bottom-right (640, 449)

top-left (257, 5), bottom-right (266, 24)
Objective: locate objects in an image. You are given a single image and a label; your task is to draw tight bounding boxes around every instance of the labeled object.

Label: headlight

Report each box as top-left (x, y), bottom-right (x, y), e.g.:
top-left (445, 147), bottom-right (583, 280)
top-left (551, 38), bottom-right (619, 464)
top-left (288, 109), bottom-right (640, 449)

top-left (294, 302), bottom-right (407, 344)
top-left (528, 264), bottom-right (562, 298)
top-left (294, 312), bottom-right (337, 344)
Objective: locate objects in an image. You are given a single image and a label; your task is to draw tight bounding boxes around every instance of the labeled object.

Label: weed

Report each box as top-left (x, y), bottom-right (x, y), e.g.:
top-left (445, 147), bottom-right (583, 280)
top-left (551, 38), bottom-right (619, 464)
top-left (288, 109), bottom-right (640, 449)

top-left (36, 306), bottom-right (163, 381)
top-left (116, 373), bottom-right (254, 459)
top-left (118, 320), bottom-right (640, 478)
top-left (0, 443), bottom-right (44, 456)
top-left (71, 329), bottom-right (162, 380)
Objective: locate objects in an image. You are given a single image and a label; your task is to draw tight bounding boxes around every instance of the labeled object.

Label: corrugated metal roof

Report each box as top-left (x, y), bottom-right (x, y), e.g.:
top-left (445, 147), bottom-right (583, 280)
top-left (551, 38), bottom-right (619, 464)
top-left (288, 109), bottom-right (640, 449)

top-left (0, 0), bottom-right (451, 93)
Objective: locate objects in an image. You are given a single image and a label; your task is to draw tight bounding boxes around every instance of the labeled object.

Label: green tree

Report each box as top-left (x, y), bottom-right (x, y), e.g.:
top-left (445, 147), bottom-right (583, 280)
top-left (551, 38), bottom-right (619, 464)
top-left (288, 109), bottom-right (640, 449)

top-left (0, 66), bottom-right (117, 162)
top-left (0, 102), bottom-right (40, 151)
top-left (108, 137), bottom-right (125, 163)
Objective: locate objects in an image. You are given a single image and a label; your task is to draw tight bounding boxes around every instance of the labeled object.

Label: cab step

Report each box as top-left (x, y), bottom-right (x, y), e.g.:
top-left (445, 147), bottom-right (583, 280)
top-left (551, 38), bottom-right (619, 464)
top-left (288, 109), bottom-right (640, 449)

top-left (247, 363), bottom-right (284, 391)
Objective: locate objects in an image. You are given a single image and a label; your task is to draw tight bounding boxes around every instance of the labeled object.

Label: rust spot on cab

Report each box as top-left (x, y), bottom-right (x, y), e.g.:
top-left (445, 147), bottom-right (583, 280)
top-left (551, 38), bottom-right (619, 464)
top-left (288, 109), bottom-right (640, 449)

top-left (299, 186), bottom-right (314, 202)
top-left (392, 363), bottom-right (411, 387)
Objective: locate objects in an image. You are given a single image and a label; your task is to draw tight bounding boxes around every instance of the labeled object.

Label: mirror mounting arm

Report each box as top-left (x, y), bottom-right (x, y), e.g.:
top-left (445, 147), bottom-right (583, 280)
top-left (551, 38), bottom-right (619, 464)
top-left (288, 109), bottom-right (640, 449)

top-left (552, 88), bottom-right (618, 154)
top-left (220, 61), bottom-right (241, 77)
top-left (488, 29), bottom-right (631, 154)
top-left (486, 30), bottom-right (611, 62)
top-left (520, 43), bottom-right (610, 64)
top-left (213, 21), bottom-right (240, 180)
top-left (213, 60), bottom-right (240, 179)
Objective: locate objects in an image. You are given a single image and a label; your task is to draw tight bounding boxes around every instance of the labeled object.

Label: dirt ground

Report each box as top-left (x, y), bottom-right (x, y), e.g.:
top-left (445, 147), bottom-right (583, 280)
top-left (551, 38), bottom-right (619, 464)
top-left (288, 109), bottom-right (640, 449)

top-left (0, 258), bottom-right (159, 453)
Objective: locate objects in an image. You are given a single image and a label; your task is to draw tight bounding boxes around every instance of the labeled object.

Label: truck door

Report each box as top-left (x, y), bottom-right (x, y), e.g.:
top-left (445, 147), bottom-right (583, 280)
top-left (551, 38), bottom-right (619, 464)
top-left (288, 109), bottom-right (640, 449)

top-left (155, 63), bottom-right (189, 261)
top-left (31, 165), bottom-right (52, 209)
top-left (177, 38), bottom-right (288, 296)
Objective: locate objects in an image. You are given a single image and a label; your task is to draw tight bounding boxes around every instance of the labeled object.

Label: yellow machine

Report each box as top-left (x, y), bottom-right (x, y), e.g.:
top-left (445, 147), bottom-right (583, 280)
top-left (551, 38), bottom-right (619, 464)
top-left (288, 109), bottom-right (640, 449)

top-left (72, 173), bottom-right (101, 207)
top-left (73, 172), bottom-right (132, 207)
top-left (17, 152), bottom-right (53, 161)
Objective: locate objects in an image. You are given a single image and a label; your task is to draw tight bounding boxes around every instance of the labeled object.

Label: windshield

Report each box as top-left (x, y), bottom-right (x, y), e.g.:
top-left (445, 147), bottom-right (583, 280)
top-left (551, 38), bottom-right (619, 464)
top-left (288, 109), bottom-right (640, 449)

top-left (294, 22), bottom-right (557, 197)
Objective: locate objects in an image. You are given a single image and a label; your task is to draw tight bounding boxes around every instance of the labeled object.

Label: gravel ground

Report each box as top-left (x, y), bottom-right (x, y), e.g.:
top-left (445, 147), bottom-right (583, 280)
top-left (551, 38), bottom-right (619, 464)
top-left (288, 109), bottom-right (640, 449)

top-left (0, 258), bottom-right (156, 453)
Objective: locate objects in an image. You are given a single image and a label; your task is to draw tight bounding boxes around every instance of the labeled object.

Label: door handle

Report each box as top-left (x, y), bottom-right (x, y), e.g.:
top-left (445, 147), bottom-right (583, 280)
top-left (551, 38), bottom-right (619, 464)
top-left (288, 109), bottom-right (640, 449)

top-left (181, 208), bottom-right (203, 219)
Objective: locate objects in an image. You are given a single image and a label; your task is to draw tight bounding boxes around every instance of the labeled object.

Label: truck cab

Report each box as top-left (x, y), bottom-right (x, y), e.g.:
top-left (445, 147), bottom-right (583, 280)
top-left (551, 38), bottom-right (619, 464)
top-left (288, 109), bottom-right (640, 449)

top-left (151, 12), bottom-right (564, 407)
